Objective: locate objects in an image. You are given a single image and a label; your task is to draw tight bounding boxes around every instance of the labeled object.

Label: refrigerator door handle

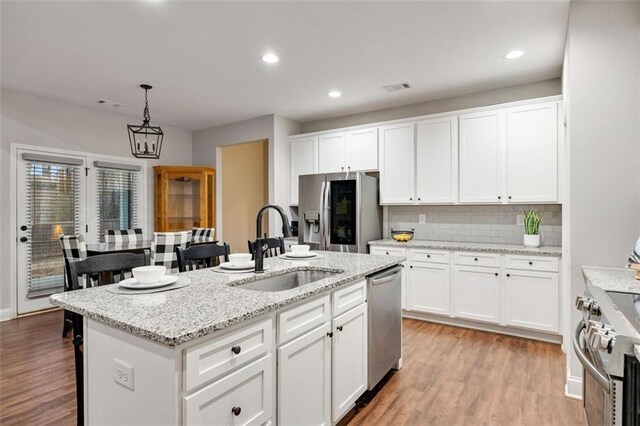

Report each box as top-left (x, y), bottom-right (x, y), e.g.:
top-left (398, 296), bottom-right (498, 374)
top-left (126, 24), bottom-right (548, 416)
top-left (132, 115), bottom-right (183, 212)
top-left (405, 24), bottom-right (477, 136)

top-left (323, 179), bottom-right (331, 251)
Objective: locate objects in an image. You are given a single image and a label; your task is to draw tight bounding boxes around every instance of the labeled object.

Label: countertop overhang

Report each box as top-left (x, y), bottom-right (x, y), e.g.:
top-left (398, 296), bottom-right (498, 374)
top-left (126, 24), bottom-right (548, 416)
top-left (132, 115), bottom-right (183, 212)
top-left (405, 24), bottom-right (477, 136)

top-left (50, 252), bottom-right (404, 346)
top-left (369, 239), bottom-right (562, 256)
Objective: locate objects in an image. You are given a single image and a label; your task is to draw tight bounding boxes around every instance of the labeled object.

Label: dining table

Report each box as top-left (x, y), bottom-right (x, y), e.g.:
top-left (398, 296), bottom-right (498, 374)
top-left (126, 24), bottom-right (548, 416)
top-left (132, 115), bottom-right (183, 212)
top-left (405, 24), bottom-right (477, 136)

top-left (85, 240), bottom-right (218, 256)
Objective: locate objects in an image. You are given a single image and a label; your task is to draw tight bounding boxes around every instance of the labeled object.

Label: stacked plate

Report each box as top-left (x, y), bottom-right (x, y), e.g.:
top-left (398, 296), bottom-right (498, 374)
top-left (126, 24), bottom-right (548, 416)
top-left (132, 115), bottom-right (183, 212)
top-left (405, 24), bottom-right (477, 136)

top-left (118, 276), bottom-right (179, 290)
top-left (279, 252), bottom-right (322, 260)
top-left (219, 261), bottom-right (256, 271)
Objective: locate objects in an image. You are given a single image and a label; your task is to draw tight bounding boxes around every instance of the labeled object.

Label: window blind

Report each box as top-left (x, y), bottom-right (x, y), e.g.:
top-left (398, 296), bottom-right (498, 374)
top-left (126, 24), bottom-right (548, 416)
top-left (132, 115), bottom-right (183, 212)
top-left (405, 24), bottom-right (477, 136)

top-left (96, 167), bottom-right (140, 242)
top-left (24, 160), bottom-right (81, 297)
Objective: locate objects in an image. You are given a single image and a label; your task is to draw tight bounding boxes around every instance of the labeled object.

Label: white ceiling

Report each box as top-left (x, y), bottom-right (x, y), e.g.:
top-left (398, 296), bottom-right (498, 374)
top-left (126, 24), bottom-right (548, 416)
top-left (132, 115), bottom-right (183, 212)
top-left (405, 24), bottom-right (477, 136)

top-left (1, 1), bottom-right (569, 131)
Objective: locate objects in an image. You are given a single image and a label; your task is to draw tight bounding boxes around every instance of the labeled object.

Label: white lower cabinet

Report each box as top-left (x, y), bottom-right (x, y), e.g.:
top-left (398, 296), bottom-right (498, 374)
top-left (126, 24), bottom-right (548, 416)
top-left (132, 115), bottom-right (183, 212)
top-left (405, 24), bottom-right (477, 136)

top-left (408, 263), bottom-right (450, 316)
top-left (332, 303), bottom-right (368, 422)
top-left (278, 322), bottom-right (332, 426)
top-left (453, 265), bottom-right (501, 324)
top-left (183, 355), bottom-right (273, 426)
top-left (504, 269), bottom-right (559, 333)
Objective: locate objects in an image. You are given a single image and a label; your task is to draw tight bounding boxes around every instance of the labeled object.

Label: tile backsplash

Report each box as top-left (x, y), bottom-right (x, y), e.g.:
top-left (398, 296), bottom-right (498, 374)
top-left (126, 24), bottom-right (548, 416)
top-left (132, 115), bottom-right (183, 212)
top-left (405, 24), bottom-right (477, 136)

top-left (384, 204), bottom-right (562, 247)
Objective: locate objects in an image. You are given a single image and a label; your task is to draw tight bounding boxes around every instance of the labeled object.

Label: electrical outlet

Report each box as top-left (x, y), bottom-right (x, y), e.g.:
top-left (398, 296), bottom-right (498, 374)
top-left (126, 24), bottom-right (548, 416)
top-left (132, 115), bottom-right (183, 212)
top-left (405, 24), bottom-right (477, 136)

top-left (516, 214), bottom-right (524, 226)
top-left (419, 214), bottom-right (426, 224)
top-left (113, 358), bottom-right (134, 390)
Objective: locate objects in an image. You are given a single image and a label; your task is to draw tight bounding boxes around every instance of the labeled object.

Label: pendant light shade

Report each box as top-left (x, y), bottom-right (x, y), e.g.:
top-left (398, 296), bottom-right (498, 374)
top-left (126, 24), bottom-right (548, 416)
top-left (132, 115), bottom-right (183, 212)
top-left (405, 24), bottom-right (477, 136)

top-left (127, 84), bottom-right (164, 159)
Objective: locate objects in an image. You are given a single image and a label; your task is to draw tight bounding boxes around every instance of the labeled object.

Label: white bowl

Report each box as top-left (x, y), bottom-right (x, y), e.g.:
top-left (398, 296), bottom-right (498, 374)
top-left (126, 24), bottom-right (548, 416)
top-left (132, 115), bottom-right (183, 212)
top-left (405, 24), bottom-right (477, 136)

top-left (229, 253), bottom-right (252, 266)
top-left (132, 266), bottom-right (167, 284)
top-left (291, 245), bottom-right (310, 255)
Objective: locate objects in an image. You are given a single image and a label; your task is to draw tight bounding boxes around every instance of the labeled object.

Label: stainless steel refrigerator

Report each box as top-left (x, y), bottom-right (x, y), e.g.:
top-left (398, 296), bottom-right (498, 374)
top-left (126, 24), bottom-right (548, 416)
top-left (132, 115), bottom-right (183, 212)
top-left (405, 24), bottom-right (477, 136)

top-left (298, 172), bottom-right (381, 253)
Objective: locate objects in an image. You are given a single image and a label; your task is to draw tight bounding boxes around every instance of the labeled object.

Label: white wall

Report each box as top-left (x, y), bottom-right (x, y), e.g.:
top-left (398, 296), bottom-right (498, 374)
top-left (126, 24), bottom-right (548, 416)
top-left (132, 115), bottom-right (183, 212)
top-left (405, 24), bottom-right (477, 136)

top-left (564, 1), bottom-right (640, 396)
top-left (192, 114), bottom-right (300, 236)
top-left (0, 89), bottom-right (193, 316)
top-left (301, 78), bottom-right (561, 133)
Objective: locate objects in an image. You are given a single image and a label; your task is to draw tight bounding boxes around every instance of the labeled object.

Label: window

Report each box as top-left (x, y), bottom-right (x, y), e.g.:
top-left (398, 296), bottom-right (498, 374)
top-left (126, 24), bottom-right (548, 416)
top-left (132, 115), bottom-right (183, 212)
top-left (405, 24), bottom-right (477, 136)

top-left (95, 165), bottom-right (140, 242)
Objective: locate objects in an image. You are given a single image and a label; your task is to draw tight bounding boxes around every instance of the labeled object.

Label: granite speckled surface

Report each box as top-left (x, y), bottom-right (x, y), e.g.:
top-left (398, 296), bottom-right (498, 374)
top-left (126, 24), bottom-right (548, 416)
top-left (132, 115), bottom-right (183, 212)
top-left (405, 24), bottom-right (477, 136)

top-left (582, 266), bottom-right (640, 293)
top-left (369, 239), bottom-right (562, 256)
top-left (50, 252), bottom-right (404, 346)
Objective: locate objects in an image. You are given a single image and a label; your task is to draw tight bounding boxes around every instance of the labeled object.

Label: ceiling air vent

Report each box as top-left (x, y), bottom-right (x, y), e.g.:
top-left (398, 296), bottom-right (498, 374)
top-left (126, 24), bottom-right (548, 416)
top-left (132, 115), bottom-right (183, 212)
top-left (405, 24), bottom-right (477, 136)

top-left (383, 82), bottom-right (411, 93)
top-left (97, 99), bottom-right (123, 108)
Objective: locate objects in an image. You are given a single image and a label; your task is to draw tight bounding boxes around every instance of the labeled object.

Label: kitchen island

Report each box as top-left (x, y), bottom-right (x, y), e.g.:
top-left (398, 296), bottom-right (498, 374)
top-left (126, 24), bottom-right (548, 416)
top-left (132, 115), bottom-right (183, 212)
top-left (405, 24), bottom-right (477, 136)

top-left (50, 251), bottom-right (404, 425)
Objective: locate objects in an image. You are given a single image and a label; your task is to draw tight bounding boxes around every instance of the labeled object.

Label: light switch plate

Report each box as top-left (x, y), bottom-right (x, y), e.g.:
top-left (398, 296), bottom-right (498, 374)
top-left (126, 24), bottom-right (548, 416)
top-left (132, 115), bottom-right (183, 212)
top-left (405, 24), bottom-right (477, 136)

top-left (516, 214), bottom-right (524, 226)
top-left (419, 214), bottom-right (426, 224)
top-left (113, 358), bottom-right (134, 390)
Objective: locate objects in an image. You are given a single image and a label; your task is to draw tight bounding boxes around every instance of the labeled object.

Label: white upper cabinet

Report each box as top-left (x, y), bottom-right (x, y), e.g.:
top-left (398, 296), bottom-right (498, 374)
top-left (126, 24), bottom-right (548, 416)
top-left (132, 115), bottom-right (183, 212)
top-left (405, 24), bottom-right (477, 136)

top-left (379, 122), bottom-right (415, 204)
top-left (318, 132), bottom-right (347, 173)
top-left (345, 128), bottom-right (378, 171)
top-left (416, 116), bottom-right (458, 203)
top-left (506, 102), bottom-right (559, 203)
top-left (459, 110), bottom-right (506, 203)
top-left (290, 136), bottom-right (318, 205)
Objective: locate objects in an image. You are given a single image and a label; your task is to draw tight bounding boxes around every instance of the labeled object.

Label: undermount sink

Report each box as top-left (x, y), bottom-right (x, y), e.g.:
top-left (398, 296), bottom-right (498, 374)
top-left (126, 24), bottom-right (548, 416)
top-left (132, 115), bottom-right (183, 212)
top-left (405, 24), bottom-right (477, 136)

top-left (233, 270), bottom-right (339, 292)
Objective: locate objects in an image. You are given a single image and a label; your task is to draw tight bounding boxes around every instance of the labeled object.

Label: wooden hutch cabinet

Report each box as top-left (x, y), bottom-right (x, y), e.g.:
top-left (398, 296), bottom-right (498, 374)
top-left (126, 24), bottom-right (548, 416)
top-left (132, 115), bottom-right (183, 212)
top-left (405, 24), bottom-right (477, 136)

top-left (154, 166), bottom-right (215, 232)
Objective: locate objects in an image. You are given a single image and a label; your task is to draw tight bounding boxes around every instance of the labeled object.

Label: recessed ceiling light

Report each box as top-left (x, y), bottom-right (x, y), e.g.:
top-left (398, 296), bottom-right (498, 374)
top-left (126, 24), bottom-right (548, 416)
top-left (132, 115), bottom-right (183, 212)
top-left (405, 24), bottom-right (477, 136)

top-left (328, 91), bottom-right (342, 98)
top-left (262, 53), bottom-right (279, 64)
top-left (504, 50), bottom-right (525, 60)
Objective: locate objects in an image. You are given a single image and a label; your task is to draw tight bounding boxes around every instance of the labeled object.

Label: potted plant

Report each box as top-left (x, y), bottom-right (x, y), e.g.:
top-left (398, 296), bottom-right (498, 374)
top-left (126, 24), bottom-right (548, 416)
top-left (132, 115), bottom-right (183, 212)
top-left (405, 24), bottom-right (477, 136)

top-left (523, 210), bottom-right (541, 247)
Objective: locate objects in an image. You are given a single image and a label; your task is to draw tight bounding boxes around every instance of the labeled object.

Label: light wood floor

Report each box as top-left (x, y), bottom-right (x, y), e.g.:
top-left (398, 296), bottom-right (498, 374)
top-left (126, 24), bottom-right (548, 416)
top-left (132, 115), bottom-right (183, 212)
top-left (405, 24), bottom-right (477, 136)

top-left (0, 311), bottom-right (584, 425)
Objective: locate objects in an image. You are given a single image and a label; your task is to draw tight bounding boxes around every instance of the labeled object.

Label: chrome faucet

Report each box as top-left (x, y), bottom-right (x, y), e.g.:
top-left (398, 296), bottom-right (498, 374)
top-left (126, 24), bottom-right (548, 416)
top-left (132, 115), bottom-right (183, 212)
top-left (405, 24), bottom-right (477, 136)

top-left (255, 204), bottom-right (291, 273)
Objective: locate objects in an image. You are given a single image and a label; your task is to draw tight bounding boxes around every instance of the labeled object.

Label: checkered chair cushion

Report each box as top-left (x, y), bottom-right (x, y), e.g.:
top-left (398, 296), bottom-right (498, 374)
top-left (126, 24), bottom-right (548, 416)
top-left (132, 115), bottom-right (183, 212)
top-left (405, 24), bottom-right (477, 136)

top-left (191, 227), bottom-right (216, 243)
top-left (59, 234), bottom-right (87, 260)
top-left (105, 228), bottom-right (143, 244)
top-left (150, 231), bottom-right (191, 274)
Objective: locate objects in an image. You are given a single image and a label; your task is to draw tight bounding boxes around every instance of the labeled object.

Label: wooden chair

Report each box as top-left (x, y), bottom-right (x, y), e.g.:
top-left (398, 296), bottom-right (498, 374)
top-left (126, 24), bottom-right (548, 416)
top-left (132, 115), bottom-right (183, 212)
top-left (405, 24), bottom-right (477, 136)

top-left (176, 242), bottom-right (230, 272)
top-left (248, 236), bottom-right (285, 259)
top-left (64, 252), bottom-right (149, 426)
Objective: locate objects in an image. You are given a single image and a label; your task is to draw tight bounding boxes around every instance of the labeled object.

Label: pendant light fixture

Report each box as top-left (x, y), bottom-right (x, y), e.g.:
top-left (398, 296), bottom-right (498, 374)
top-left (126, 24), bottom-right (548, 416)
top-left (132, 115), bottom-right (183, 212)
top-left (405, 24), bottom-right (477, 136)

top-left (127, 84), bottom-right (164, 159)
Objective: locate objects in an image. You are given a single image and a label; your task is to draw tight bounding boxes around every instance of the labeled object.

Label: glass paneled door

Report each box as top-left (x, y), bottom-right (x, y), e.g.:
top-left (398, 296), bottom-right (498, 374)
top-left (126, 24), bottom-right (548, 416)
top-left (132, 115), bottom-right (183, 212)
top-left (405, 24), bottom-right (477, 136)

top-left (16, 150), bottom-right (86, 314)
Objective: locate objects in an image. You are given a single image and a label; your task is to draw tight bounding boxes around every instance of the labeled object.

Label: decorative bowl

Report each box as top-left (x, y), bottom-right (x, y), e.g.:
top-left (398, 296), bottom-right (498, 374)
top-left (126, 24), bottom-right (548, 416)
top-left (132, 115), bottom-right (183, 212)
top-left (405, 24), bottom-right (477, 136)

top-left (391, 229), bottom-right (414, 242)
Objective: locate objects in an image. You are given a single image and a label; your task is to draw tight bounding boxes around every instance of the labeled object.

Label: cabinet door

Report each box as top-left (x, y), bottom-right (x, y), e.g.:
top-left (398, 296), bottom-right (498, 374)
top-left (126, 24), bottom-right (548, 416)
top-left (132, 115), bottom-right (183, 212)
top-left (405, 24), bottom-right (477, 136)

top-left (332, 303), bottom-right (368, 422)
top-left (416, 117), bottom-right (458, 203)
top-left (290, 136), bottom-right (318, 206)
top-left (459, 110), bottom-right (505, 203)
top-left (278, 323), bottom-right (331, 426)
top-left (409, 263), bottom-right (450, 315)
top-left (318, 132), bottom-right (346, 173)
top-left (453, 265), bottom-right (500, 324)
top-left (346, 128), bottom-right (378, 171)
top-left (183, 355), bottom-right (273, 426)
top-left (504, 270), bottom-right (559, 333)
top-left (506, 102), bottom-right (558, 203)
top-left (379, 123), bottom-right (415, 204)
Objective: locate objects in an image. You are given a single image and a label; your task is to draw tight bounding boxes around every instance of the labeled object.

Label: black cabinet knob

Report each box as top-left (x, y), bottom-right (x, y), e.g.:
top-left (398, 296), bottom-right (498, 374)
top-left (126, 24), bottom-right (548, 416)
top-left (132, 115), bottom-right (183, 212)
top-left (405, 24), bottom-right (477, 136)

top-left (327, 332), bottom-right (333, 338)
top-left (494, 272), bottom-right (499, 276)
top-left (232, 407), bottom-right (241, 416)
top-left (474, 258), bottom-right (478, 261)
top-left (506, 273), bottom-right (511, 278)
top-left (427, 254), bottom-right (431, 258)
top-left (418, 198), bottom-right (421, 201)
top-left (337, 325), bottom-right (343, 332)
top-left (409, 265), bottom-right (413, 268)
top-left (20, 237), bottom-right (28, 243)
top-left (498, 196), bottom-right (502, 200)
top-left (508, 196), bottom-right (512, 200)
top-left (528, 261), bottom-right (533, 265)
top-left (385, 252), bottom-right (389, 255)
top-left (20, 225), bottom-right (27, 231)
top-left (231, 346), bottom-right (241, 355)
top-left (409, 197), bottom-right (413, 201)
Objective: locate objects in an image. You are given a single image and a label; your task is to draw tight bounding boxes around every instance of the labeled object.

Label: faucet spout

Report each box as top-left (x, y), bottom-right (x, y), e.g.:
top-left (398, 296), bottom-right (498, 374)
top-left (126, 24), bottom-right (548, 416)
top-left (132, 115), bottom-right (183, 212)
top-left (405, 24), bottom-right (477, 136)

top-left (255, 204), bottom-right (291, 273)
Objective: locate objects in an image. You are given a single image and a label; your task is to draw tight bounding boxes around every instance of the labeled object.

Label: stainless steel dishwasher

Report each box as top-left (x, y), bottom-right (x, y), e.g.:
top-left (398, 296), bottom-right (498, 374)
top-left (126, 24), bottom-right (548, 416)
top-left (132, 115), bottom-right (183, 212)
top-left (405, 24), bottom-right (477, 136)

top-left (367, 265), bottom-right (402, 390)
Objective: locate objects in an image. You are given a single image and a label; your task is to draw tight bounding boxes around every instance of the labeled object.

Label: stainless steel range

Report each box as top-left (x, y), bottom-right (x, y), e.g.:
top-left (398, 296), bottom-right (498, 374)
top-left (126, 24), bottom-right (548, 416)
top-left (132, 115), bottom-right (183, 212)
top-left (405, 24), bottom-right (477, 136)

top-left (574, 275), bottom-right (640, 426)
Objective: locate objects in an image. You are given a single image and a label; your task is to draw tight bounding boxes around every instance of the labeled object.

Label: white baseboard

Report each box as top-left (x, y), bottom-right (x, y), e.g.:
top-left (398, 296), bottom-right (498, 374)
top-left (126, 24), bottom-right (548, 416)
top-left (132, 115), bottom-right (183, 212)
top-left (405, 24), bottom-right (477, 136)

top-left (0, 308), bottom-right (14, 322)
top-left (565, 375), bottom-right (583, 399)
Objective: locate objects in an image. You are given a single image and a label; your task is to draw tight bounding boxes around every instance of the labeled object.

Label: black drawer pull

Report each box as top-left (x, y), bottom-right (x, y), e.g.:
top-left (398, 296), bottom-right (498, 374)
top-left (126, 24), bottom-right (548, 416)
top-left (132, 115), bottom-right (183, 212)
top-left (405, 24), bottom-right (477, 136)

top-left (337, 325), bottom-right (343, 332)
top-left (528, 261), bottom-right (533, 265)
top-left (327, 332), bottom-right (333, 338)
top-left (231, 346), bottom-right (241, 355)
top-left (474, 258), bottom-right (478, 261)
top-left (427, 254), bottom-right (431, 258)
top-left (494, 273), bottom-right (499, 276)
top-left (232, 407), bottom-right (241, 416)
top-left (498, 196), bottom-right (502, 200)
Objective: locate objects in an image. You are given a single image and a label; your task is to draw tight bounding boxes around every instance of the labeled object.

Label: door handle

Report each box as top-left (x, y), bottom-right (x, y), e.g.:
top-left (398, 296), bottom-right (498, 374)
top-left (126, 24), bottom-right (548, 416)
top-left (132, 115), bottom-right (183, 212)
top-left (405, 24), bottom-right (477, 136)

top-left (20, 237), bottom-right (28, 243)
top-left (20, 225), bottom-right (28, 231)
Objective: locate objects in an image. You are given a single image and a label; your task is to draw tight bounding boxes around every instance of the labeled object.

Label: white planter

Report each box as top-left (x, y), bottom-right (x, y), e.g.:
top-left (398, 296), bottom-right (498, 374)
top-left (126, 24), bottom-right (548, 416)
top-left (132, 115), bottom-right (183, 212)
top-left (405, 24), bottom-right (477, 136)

top-left (523, 234), bottom-right (541, 248)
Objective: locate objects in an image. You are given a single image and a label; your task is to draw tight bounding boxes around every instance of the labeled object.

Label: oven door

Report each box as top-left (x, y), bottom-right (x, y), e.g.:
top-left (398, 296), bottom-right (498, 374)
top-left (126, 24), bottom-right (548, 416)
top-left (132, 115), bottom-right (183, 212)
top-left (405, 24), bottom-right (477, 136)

top-left (574, 320), bottom-right (612, 426)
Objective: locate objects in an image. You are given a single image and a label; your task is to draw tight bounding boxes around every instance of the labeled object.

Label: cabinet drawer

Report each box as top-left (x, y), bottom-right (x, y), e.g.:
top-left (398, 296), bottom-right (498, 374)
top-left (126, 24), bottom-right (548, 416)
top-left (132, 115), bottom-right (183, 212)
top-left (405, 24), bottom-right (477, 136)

top-left (370, 246), bottom-right (406, 257)
top-left (332, 280), bottom-right (367, 317)
top-left (278, 295), bottom-right (331, 345)
top-left (410, 249), bottom-right (450, 264)
top-left (454, 251), bottom-right (500, 267)
top-left (504, 255), bottom-right (559, 272)
top-left (183, 355), bottom-right (273, 426)
top-left (184, 318), bottom-right (273, 392)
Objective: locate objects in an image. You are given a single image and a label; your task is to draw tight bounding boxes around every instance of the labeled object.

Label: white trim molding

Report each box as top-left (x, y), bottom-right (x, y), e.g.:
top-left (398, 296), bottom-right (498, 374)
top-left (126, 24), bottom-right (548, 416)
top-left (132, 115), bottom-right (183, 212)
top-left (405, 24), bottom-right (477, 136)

top-left (565, 375), bottom-right (583, 400)
top-left (0, 308), bottom-right (13, 322)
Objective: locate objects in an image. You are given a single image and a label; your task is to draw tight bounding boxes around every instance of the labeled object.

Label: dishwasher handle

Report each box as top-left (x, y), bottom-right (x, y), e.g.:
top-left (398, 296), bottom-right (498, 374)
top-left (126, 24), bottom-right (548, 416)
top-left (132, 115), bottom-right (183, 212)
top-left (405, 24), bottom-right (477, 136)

top-left (368, 265), bottom-right (402, 286)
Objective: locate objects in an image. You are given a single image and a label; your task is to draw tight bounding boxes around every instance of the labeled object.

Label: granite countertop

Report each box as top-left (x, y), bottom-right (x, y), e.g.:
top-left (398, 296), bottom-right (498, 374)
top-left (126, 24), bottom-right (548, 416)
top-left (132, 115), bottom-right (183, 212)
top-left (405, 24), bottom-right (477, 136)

top-left (582, 266), bottom-right (640, 293)
top-left (50, 252), bottom-right (404, 347)
top-left (369, 239), bottom-right (562, 256)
